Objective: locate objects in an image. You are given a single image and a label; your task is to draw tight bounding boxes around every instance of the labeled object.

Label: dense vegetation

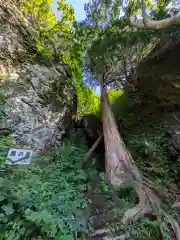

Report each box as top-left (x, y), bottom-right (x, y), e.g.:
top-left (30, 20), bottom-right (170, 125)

top-left (0, 135), bottom-right (89, 239)
top-left (0, 0), bottom-right (180, 239)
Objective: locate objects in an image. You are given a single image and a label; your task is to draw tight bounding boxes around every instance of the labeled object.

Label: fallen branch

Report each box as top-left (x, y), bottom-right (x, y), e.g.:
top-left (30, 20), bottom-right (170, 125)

top-left (172, 113), bottom-right (180, 124)
top-left (84, 135), bottom-right (103, 162)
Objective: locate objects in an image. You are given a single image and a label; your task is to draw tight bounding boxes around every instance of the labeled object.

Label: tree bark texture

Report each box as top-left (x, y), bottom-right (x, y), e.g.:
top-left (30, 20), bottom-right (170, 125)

top-left (100, 73), bottom-right (142, 186)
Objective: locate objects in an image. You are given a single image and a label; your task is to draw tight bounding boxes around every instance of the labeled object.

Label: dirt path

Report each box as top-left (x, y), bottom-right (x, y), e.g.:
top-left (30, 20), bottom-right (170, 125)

top-left (87, 174), bottom-right (116, 239)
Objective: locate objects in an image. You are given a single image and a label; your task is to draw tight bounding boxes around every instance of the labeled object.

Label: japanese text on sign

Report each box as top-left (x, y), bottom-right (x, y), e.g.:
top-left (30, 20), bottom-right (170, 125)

top-left (6, 148), bottom-right (33, 165)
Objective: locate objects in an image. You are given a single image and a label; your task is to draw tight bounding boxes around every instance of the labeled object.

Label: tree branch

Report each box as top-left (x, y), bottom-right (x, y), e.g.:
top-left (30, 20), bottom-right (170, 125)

top-left (132, 0), bottom-right (180, 29)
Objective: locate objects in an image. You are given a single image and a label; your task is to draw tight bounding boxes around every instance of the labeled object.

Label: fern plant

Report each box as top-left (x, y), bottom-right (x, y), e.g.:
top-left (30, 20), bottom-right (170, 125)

top-left (0, 132), bottom-right (89, 239)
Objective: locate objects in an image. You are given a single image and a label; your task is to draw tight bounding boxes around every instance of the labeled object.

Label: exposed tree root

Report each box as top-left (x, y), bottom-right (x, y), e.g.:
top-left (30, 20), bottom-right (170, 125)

top-left (121, 180), bottom-right (180, 240)
top-left (122, 181), bottom-right (160, 224)
top-left (164, 213), bottom-right (180, 240)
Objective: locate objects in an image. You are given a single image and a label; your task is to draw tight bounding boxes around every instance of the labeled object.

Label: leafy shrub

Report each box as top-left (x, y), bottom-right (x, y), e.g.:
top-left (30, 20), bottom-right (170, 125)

top-left (77, 83), bottom-right (128, 119)
top-left (0, 133), bottom-right (89, 239)
top-left (0, 136), bottom-right (15, 163)
top-left (109, 90), bottom-right (129, 119)
top-left (126, 122), bottom-right (174, 187)
top-left (76, 84), bottom-right (100, 117)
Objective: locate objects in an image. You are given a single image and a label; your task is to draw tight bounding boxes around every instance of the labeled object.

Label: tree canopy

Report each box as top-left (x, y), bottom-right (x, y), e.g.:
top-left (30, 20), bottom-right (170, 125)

top-left (20, 0), bottom-right (75, 59)
top-left (75, 0), bottom-right (180, 90)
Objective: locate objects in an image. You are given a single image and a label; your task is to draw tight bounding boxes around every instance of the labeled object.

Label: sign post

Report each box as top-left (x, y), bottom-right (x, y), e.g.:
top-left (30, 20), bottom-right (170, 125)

top-left (6, 148), bottom-right (33, 165)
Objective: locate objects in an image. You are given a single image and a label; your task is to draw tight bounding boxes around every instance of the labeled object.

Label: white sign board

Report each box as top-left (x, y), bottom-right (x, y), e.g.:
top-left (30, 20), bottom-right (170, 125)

top-left (6, 148), bottom-right (33, 165)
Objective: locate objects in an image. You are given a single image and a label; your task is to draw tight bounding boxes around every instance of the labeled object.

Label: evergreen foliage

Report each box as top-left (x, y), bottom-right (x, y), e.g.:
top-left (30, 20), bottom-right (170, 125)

top-left (21, 0), bottom-right (75, 60)
top-left (77, 84), bottom-right (100, 117)
top-left (109, 90), bottom-right (129, 118)
top-left (76, 83), bottom-right (128, 118)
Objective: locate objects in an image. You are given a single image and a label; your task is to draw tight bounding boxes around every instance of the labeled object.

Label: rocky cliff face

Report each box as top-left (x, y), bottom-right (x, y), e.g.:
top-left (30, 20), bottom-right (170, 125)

top-left (0, 2), bottom-right (76, 153)
top-left (135, 38), bottom-right (180, 150)
top-left (136, 39), bottom-right (180, 109)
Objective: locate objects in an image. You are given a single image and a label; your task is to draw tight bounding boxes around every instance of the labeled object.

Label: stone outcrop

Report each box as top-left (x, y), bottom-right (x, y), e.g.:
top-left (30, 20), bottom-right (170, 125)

top-left (136, 39), bottom-right (180, 109)
top-left (135, 38), bottom-right (180, 158)
top-left (0, 2), bottom-right (77, 153)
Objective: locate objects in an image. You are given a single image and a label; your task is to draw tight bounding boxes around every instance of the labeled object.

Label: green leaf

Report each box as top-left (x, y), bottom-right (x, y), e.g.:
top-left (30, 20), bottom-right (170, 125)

top-left (102, 184), bottom-right (109, 193)
top-left (2, 204), bottom-right (14, 215)
top-left (56, 235), bottom-right (74, 240)
top-left (0, 196), bottom-right (5, 201)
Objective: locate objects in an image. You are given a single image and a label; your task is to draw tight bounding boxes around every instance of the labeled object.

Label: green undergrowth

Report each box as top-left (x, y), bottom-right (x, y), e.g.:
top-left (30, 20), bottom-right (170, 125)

top-left (109, 90), bottom-right (129, 119)
top-left (86, 111), bottom-right (180, 239)
top-left (89, 168), bottom-right (179, 240)
top-left (0, 131), bottom-right (91, 240)
top-left (125, 119), bottom-right (176, 188)
top-left (0, 136), bottom-right (15, 163)
top-left (113, 117), bottom-right (180, 239)
top-left (1, 85), bottom-right (179, 239)
top-left (76, 84), bottom-right (100, 117)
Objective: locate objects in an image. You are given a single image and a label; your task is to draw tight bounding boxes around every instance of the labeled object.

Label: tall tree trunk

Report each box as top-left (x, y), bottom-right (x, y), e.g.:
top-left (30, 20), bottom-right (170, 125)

top-left (100, 72), bottom-right (141, 186)
top-left (100, 73), bottom-right (180, 238)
